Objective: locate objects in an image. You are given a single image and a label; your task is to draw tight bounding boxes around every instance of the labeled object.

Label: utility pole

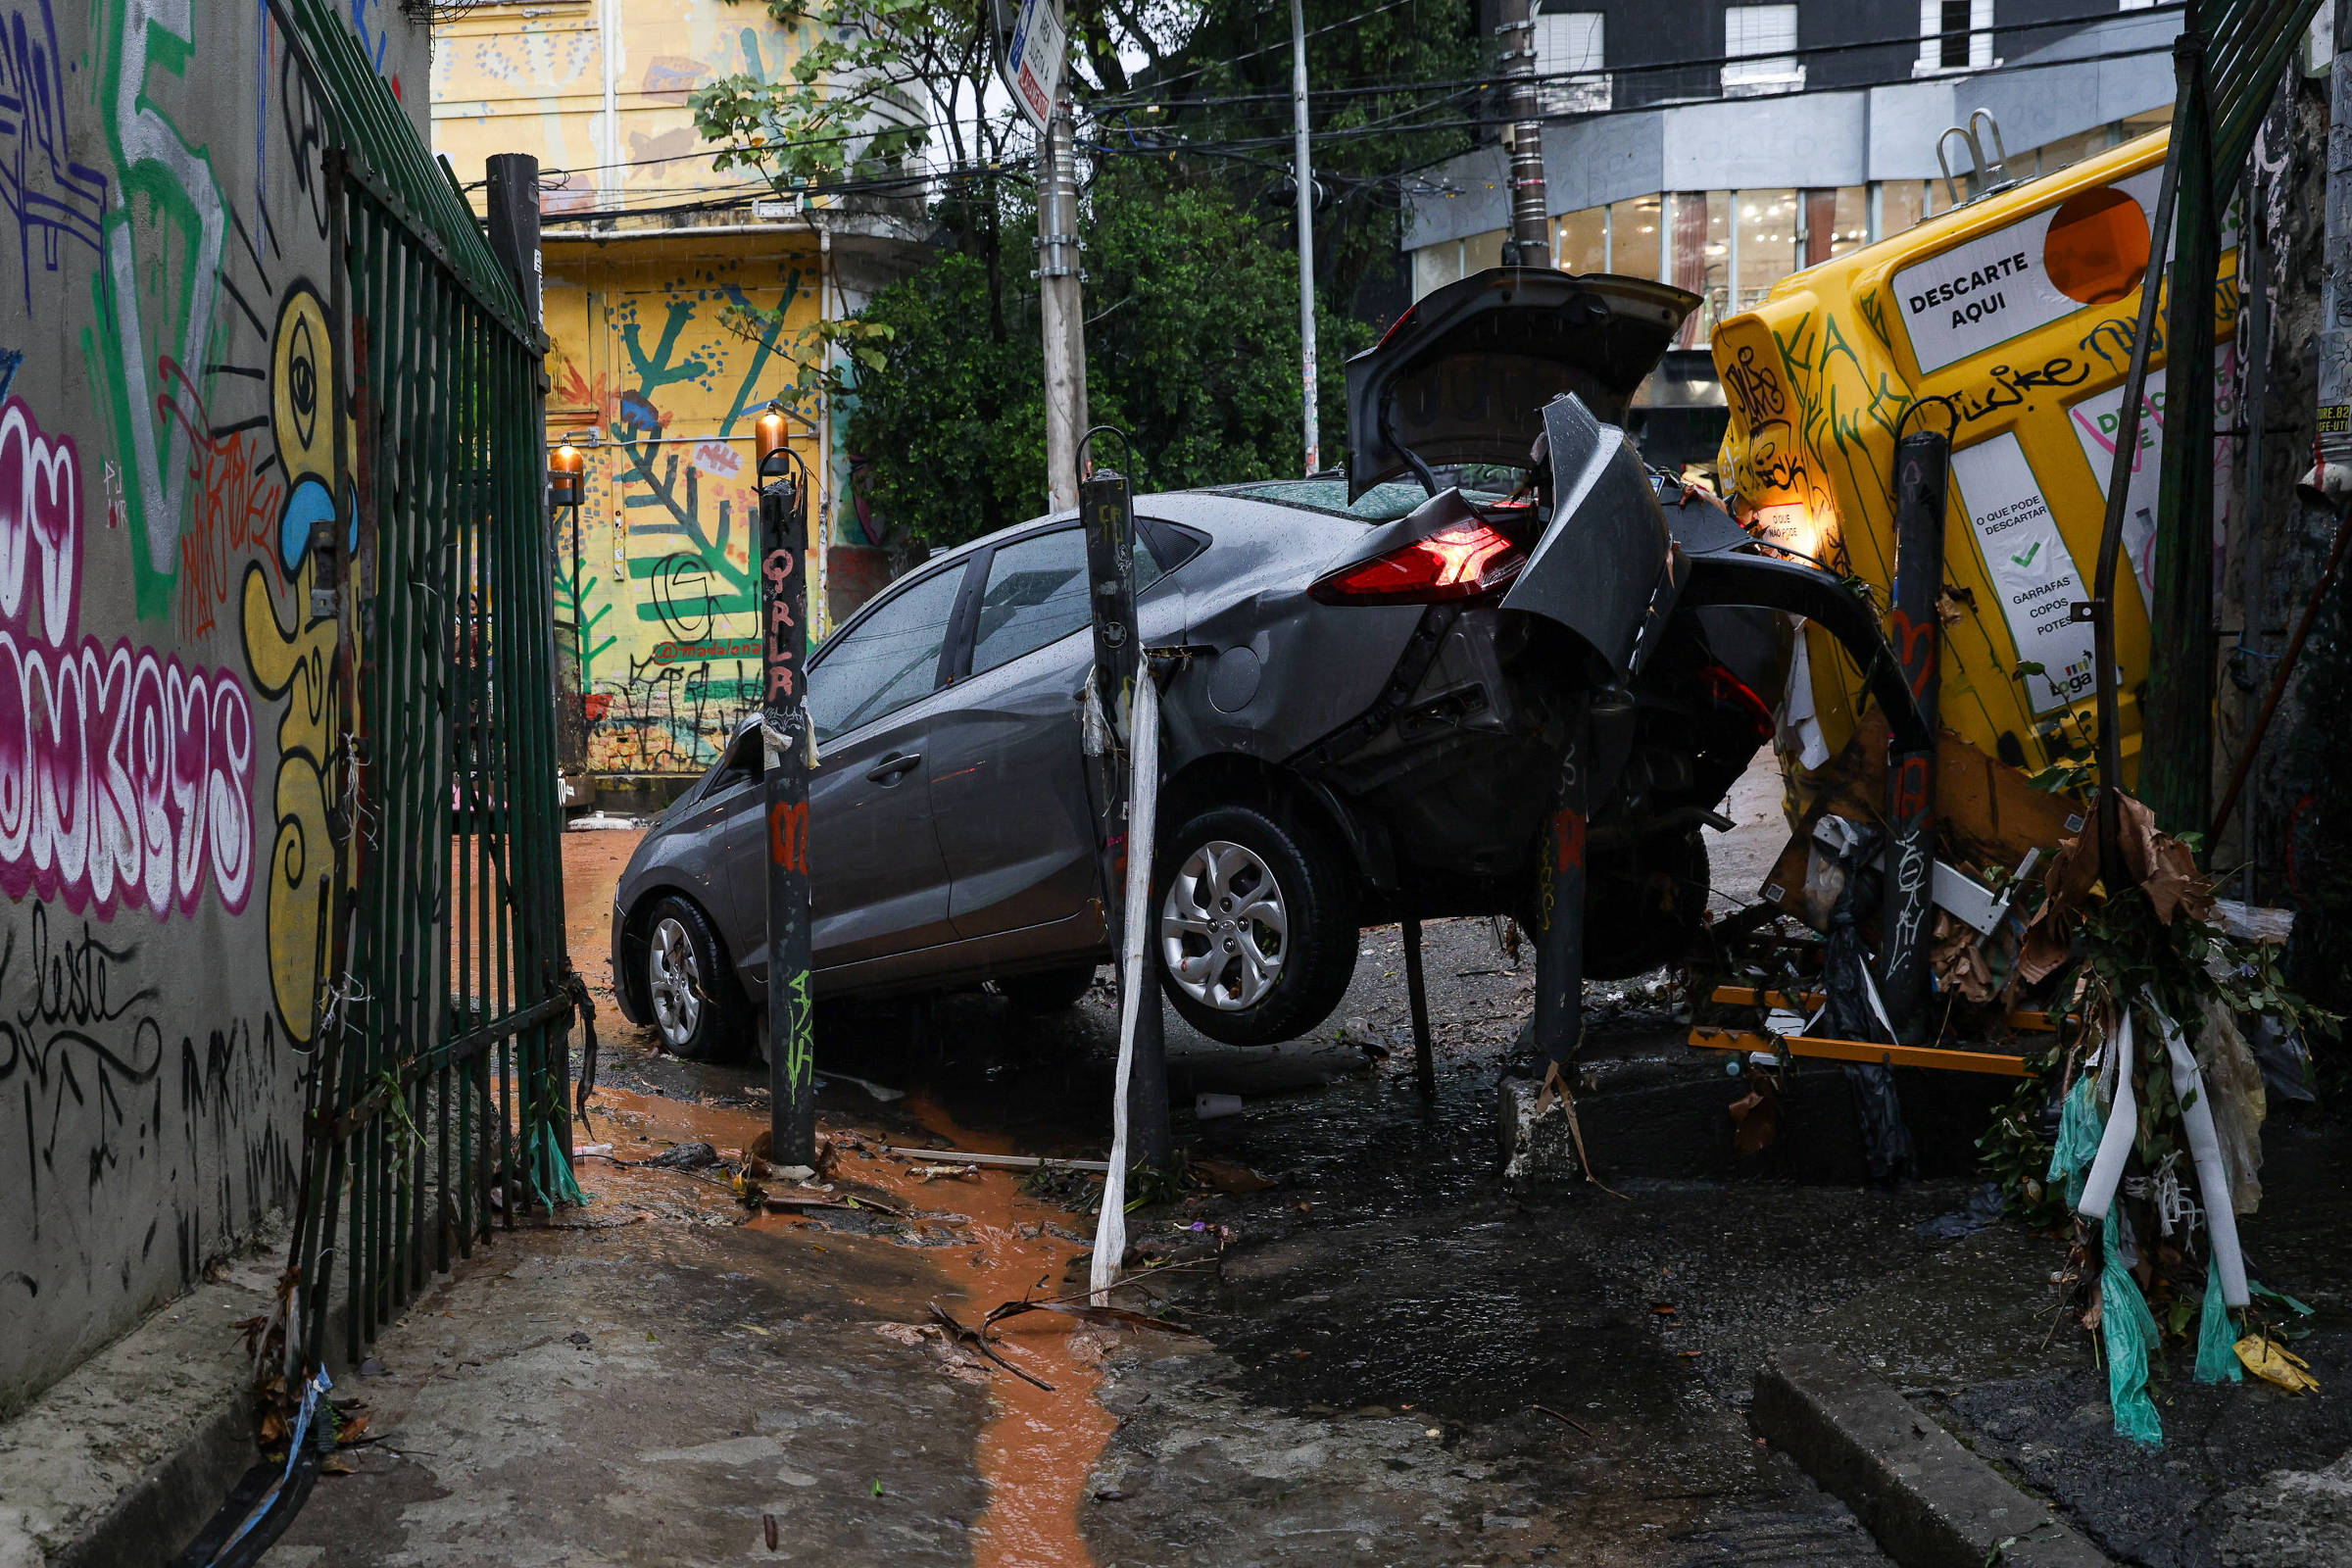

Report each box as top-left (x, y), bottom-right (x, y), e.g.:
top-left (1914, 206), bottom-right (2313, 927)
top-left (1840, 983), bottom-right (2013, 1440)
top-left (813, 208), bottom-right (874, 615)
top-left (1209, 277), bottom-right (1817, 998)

top-left (1291, 0), bottom-right (1319, 476)
top-left (2314, 0), bottom-right (2352, 475)
top-left (1038, 104), bottom-right (1089, 510)
top-left (1498, 0), bottom-right (1551, 268)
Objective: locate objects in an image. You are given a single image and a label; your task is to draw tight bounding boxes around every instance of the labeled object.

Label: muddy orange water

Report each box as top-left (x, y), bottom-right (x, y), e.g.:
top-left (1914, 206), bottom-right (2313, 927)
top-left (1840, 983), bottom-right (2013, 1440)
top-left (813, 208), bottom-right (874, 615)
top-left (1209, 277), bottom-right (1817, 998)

top-left (575, 1082), bottom-right (1115, 1567)
top-left (561, 830), bottom-right (1111, 1566)
top-left (890, 1091), bottom-right (1117, 1568)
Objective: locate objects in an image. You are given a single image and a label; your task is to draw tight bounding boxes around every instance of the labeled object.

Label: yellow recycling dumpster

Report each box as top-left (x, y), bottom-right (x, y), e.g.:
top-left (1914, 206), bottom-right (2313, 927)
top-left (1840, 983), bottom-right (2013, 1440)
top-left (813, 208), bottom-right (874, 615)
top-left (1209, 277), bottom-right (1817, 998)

top-left (1713, 128), bottom-right (2238, 788)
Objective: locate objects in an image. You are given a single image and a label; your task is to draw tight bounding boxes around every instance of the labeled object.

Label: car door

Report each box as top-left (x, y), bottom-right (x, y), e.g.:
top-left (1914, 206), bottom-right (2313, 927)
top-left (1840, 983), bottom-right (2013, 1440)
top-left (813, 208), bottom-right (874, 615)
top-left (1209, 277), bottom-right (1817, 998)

top-left (720, 560), bottom-right (970, 995)
top-left (926, 525), bottom-right (1174, 943)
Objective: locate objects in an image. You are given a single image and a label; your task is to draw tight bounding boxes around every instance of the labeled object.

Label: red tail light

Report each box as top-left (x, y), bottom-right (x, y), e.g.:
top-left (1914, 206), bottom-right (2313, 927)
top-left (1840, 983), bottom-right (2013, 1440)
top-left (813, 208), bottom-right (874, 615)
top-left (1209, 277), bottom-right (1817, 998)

top-left (1308, 523), bottom-right (1526, 606)
top-left (1698, 662), bottom-right (1777, 743)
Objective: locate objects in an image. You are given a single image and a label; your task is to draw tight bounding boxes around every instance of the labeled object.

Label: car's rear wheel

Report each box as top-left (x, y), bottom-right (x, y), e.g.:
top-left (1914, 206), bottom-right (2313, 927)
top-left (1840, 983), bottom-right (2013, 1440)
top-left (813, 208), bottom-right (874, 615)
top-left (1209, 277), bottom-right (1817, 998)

top-left (1156, 801), bottom-right (1357, 1046)
top-left (994, 962), bottom-right (1101, 1014)
top-left (639, 895), bottom-right (750, 1060)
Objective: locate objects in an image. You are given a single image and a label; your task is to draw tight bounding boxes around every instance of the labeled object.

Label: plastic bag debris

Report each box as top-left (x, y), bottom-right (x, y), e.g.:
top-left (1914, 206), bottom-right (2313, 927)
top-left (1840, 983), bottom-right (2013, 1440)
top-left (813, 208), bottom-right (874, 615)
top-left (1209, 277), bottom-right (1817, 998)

top-left (2244, 1013), bottom-right (2317, 1103)
top-left (2194, 994), bottom-right (2268, 1214)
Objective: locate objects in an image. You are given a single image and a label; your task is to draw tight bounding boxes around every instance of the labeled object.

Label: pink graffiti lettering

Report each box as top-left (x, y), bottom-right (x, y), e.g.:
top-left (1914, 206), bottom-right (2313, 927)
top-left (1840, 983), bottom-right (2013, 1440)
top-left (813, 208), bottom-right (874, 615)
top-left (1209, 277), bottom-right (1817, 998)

top-left (0, 397), bottom-right (254, 920)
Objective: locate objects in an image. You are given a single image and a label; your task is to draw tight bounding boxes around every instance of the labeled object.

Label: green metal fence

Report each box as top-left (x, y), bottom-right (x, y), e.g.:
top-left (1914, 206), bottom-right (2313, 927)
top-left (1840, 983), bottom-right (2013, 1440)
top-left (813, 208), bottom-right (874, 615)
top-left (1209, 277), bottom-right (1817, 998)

top-left (272, 0), bottom-right (574, 1371)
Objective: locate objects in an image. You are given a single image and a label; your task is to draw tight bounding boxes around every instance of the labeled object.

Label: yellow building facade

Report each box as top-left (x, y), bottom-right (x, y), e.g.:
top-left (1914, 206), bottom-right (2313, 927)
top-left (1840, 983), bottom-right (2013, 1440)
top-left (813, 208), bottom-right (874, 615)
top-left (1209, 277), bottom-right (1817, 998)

top-left (432, 1), bottom-right (923, 784)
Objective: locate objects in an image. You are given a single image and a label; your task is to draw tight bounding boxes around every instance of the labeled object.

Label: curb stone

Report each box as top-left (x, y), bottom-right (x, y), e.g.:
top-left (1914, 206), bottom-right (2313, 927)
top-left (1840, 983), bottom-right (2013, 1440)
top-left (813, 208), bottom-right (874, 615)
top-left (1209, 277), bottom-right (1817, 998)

top-left (1752, 1344), bottom-right (2110, 1568)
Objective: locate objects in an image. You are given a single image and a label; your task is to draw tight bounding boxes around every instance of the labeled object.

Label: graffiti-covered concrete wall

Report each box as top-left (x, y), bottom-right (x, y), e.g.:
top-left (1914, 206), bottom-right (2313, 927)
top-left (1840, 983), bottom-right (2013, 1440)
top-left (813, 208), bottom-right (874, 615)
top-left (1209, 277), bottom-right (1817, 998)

top-left (0, 0), bottom-right (426, 1415)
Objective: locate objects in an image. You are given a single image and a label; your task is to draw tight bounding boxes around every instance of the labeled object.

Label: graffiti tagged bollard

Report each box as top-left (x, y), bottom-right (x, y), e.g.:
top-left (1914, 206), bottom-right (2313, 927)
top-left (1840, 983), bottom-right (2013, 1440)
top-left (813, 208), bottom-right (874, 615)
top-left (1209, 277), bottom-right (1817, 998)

top-left (756, 405), bottom-right (817, 1167)
top-left (1881, 418), bottom-right (1951, 1046)
top-left (1078, 430), bottom-right (1171, 1174)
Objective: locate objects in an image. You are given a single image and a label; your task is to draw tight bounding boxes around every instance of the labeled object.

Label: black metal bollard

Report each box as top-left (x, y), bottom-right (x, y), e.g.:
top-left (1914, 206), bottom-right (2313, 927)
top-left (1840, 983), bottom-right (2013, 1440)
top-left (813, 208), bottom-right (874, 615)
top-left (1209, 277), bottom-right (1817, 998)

top-left (1403, 915), bottom-right (1436, 1101)
top-left (1528, 697), bottom-right (1592, 1071)
top-left (756, 408), bottom-right (816, 1166)
top-left (1079, 456), bottom-right (1170, 1168)
top-left (1880, 428), bottom-right (1949, 1047)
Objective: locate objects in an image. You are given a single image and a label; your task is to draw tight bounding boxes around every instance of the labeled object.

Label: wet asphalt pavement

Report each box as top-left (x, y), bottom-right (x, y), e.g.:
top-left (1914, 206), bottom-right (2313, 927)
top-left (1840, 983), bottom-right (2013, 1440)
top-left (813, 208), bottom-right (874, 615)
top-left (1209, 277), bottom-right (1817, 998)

top-left (266, 808), bottom-right (2352, 1568)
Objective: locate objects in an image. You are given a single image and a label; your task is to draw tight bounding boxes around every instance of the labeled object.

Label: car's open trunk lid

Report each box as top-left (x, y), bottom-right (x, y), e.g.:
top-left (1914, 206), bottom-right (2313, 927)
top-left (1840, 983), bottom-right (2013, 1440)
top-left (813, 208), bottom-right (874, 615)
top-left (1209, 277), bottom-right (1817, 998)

top-left (1345, 269), bottom-right (1698, 500)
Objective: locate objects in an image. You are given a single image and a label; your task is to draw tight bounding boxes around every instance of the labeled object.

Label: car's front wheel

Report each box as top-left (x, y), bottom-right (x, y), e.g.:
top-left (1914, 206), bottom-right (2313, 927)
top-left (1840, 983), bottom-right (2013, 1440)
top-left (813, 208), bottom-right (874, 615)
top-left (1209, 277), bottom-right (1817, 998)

top-left (638, 895), bottom-right (750, 1059)
top-left (1155, 801), bottom-right (1357, 1046)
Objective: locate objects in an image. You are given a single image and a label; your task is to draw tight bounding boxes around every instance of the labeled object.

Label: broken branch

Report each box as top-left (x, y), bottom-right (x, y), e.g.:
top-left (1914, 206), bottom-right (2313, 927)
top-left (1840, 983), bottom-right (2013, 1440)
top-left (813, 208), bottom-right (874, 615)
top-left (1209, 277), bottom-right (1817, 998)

top-left (928, 1301), bottom-right (1055, 1391)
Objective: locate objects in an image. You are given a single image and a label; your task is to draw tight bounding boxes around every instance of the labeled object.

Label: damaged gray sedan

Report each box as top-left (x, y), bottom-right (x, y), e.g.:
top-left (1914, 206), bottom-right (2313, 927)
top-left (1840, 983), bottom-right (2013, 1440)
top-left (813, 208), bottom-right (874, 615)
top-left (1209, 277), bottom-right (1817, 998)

top-left (611, 270), bottom-right (1850, 1057)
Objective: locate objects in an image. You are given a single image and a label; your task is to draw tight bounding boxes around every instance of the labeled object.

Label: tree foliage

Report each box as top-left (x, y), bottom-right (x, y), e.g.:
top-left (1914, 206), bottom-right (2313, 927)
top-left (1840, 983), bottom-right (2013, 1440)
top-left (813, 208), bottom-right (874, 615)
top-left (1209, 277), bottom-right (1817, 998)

top-left (846, 164), bottom-right (1369, 551)
top-left (692, 0), bottom-right (1484, 550)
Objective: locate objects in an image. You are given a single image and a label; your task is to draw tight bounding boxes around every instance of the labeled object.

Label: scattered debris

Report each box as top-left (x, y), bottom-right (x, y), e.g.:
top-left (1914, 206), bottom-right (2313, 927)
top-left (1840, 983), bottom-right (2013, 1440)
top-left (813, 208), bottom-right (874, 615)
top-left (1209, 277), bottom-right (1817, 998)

top-left (1532, 1403), bottom-right (1593, 1437)
top-left (2235, 1336), bottom-right (2321, 1394)
top-left (1192, 1158), bottom-right (1274, 1194)
top-left (765, 1190), bottom-right (908, 1217)
top-left (983, 1298), bottom-right (1194, 1336)
top-left (565, 810), bottom-right (643, 831)
top-left (913, 1163), bottom-right (979, 1182)
top-left (572, 1142), bottom-right (613, 1157)
top-left (647, 1142), bottom-right (719, 1170)
top-left (1916, 1183), bottom-right (2008, 1241)
top-left (816, 1070), bottom-right (906, 1102)
top-left (882, 1145), bottom-right (1111, 1173)
top-left (927, 1302), bottom-right (1054, 1391)
top-left (1194, 1092), bottom-right (1245, 1121)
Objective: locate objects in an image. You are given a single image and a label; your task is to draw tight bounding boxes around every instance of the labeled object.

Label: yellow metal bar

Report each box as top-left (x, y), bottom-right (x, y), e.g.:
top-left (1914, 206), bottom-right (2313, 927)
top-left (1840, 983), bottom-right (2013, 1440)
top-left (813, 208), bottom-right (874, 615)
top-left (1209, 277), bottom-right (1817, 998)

top-left (1707, 986), bottom-right (2058, 1033)
top-left (1688, 1026), bottom-right (2030, 1077)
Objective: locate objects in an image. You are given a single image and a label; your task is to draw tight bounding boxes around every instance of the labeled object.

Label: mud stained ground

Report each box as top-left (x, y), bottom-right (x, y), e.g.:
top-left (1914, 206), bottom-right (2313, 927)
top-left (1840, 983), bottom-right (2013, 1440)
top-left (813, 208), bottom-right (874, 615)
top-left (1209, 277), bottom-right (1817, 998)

top-left (266, 822), bottom-right (2352, 1568)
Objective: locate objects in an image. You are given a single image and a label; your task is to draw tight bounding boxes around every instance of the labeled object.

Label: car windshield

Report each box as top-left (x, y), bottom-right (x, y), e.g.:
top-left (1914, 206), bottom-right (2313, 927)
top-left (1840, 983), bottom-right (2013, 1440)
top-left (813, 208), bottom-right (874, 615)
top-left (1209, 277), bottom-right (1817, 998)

top-left (1217, 478), bottom-right (1515, 520)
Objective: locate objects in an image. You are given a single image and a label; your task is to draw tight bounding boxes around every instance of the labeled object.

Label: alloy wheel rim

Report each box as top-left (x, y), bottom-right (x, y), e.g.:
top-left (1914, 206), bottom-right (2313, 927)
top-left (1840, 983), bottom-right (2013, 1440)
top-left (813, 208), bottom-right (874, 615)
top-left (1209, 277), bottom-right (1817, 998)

top-left (648, 915), bottom-right (703, 1047)
top-left (1160, 839), bottom-right (1289, 1010)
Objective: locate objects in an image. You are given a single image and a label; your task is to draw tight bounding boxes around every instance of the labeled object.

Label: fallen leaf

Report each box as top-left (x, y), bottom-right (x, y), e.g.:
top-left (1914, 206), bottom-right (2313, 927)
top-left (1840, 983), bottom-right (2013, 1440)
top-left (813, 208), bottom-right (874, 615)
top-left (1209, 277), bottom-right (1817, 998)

top-left (1193, 1159), bottom-right (1274, 1195)
top-left (2236, 1335), bottom-right (2321, 1394)
top-left (320, 1453), bottom-right (358, 1475)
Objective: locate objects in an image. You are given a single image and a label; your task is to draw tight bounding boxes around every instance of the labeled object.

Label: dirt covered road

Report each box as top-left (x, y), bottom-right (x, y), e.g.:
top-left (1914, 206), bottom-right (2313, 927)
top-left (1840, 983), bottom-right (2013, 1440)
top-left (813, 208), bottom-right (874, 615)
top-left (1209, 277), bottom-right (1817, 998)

top-left (264, 816), bottom-right (2352, 1568)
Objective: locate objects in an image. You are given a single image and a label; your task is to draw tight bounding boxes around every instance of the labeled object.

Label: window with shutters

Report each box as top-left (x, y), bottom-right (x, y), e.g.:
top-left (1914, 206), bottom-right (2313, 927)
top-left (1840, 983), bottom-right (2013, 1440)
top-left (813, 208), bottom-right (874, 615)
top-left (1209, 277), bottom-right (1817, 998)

top-left (1915, 0), bottom-right (1996, 74)
top-left (1535, 9), bottom-right (1610, 113)
top-left (1722, 4), bottom-right (1804, 96)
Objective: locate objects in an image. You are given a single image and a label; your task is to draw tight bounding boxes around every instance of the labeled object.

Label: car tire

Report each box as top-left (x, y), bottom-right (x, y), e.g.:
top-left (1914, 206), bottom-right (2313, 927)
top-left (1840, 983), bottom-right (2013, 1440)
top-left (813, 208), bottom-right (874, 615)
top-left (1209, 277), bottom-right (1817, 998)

top-left (994, 962), bottom-right (1102, 1014)
top-left (1155, 801), bottom-right (1358, 1047)
top-left (637, 895), bottom-right (751, 1060)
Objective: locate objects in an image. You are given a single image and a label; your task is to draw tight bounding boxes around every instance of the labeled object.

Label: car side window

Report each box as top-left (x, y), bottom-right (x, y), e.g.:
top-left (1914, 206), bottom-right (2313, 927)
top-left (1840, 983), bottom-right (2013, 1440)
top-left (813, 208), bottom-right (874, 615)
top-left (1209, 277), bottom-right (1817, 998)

top-left (967, 527), bottom-right (1163, 680)
top-left (805, 564), bottom-right (965, 744)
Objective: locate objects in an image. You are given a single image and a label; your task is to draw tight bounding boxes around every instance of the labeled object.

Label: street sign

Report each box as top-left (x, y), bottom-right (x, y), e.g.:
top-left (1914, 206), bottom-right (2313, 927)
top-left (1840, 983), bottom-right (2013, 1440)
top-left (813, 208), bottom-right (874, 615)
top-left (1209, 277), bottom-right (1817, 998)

top-left (999, 0), bottom-right (1065, 130)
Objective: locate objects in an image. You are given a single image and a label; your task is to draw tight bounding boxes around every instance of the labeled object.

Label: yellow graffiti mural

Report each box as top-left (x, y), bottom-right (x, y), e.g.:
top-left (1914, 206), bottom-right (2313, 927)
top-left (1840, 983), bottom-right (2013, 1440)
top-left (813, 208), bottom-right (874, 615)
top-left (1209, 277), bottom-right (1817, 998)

top-left (242, 557), bottom-right (340, 1043)
top-left (236, 283), bottom-right (349, 1045)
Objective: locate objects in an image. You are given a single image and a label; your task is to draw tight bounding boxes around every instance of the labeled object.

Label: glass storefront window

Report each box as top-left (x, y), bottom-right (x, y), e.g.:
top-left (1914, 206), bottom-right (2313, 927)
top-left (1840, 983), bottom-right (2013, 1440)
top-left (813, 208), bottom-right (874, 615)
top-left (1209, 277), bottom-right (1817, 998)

top-left (1609, 196), bottom-right (1664, 279)
top-left (1557, 207), bottom-right (1607, 273)
top-left (1737, 188), bottom-right (1797, 311)
top-left (1878, 180), bottom-right (1927, 239)
top-left (1464, 228), bottom-right (1507, 272)
top-left (1828, 186), bottom-right (1869, 258)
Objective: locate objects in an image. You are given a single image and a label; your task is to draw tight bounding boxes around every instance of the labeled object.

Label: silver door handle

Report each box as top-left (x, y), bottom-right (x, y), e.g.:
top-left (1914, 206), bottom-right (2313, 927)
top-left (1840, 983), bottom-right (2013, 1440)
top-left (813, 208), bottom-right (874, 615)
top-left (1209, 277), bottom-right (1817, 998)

top-left (864, 752), bottom-right (921, 783)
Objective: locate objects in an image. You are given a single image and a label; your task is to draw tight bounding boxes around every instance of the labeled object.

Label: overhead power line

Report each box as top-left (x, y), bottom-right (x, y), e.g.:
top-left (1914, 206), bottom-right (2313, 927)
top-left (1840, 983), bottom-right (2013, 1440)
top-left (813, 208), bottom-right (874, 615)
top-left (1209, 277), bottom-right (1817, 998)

top-left (1092, 2), bottom-right (2185, 114)
top-left (1090, 32), bottom-right (2182, 162)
